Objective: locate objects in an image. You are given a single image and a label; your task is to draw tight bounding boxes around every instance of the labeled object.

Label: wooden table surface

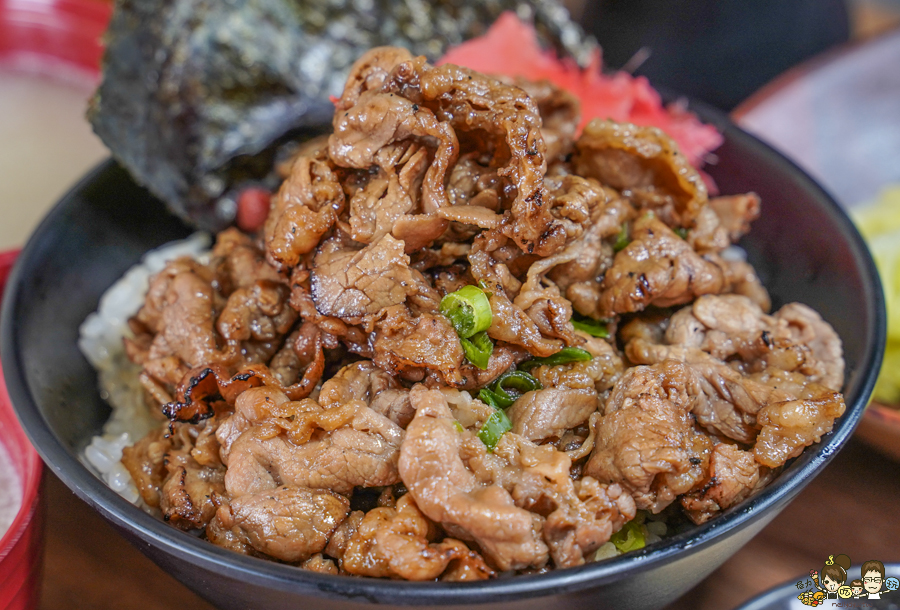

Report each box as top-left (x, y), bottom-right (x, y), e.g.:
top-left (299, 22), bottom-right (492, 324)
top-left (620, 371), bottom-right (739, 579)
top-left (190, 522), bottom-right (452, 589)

top-left (37, 436), bottom-right (900, 610)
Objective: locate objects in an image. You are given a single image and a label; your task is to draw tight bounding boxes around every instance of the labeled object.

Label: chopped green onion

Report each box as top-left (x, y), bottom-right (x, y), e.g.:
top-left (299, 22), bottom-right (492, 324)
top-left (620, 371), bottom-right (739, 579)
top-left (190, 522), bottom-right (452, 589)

top-left (461, 331), bottom-right (493, 370)
top-left (674, 227), bottom-right (688, 240)
top-left (478, 388), bottom-right (503, 409)
top-left (613, 224), bottom-right (630, 252)
top-left (453, 420), bottom-right (464, 433)
top-left (492, 370), bottom-right (542, 407)
top-left (610, 519), bottom-right (646, 553)
top-left (440, 285), bottom-right (492, 339)
top-left (571, 315), bottom-right (610, 338)
top-left (519, 347), bottom-right (593, 372)
top-left (477, 408), bottom-right (512, 452)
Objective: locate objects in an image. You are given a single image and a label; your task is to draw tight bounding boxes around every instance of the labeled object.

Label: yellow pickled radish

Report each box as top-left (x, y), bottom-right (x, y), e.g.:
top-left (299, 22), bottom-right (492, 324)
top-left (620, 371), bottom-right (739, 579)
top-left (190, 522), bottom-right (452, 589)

top-left (852, 185), bottom-right (900, 405)
top-left (852, 185), bottom-right (900, 239)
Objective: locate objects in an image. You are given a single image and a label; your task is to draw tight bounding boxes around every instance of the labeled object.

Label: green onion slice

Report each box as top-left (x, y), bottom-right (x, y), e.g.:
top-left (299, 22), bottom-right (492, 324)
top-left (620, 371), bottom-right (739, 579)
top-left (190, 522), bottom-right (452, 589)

top-left (477, 408), bottom-right (512, 452)
top-left (674, 227), bottom-right (688, 240)
top-left (613, 224), bottom-right (630, 252)
top-left (478, 388), bottom-right (502, 409)
top-left (461, 331), bottom-right (493, 370)
top-left (571, 315), bottom-right (610, 338)
top-left (476, 279), bottom-right (494, 297)
top-left (519, 347), bottom-right (593, 372)
top-left (491, 370), bottom-right (542, 408)
top-left (440, 285), bottom-right (492, 339)
top-left (610, 519), bottom-right (646, 553)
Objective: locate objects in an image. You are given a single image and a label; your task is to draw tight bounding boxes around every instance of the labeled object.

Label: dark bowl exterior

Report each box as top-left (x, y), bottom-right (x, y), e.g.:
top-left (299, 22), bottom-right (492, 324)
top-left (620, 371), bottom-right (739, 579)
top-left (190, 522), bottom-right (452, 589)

top-left (0, 106), bottom-right (886, 610)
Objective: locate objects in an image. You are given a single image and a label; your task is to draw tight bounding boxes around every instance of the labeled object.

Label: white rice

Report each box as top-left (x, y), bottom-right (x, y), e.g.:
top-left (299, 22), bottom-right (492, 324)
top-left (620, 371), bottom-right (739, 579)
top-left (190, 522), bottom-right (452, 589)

top-left (645, 519), bottom-right (667, 538)
top-left (0, 441), bottom-right (22, 538)
top-left (720, 244), bottom-right (748, 262)
top-left (78, 233), bottom-right (211, 505)
top-left (592, 542), bottom-right (619, 561)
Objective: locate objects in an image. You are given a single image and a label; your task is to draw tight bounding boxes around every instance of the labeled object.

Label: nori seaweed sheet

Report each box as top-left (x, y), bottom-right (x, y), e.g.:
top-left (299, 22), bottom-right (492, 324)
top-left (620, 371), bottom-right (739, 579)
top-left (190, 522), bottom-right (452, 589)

top-left (89, 0), bottom-right (595, 230)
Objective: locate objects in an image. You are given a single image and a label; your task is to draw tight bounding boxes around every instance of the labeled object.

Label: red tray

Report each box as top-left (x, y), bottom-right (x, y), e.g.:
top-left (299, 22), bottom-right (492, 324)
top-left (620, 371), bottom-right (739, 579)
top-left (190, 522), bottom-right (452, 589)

top-left (0, 0), bottom-right (110, 78)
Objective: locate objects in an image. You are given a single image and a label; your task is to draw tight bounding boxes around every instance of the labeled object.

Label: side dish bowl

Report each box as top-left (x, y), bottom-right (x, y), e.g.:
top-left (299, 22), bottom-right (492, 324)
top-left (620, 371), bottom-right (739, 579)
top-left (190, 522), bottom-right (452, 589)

top-left (0, 104), bottom-right (886, 610)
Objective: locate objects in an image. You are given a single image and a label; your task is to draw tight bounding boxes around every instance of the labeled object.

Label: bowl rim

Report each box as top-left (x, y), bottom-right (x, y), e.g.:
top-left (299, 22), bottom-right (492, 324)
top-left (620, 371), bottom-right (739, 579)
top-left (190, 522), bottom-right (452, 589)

top-left (0, 106), bottom-right (887, 604)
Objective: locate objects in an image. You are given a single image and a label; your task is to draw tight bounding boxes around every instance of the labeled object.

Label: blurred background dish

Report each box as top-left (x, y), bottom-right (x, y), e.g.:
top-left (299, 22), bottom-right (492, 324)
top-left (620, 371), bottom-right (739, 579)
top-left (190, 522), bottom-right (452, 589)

top-left (578, 0), bottom-right (851, 111)
top-left (735, 29), bottom-right (900, 210)
top-left (734, 29), bottom-right (900, 461)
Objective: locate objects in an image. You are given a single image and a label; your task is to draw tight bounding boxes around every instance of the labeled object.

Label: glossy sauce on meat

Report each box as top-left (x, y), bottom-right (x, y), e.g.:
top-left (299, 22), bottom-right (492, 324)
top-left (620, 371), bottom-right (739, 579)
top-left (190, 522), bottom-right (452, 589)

top-left (116, 48), bottom-right (847, 578)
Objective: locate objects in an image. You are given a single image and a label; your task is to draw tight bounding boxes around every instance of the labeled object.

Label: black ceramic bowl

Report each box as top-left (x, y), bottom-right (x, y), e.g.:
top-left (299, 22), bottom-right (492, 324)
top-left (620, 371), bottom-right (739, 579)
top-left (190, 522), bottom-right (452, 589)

top-left (0, 105), bottom-right (886, 610)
